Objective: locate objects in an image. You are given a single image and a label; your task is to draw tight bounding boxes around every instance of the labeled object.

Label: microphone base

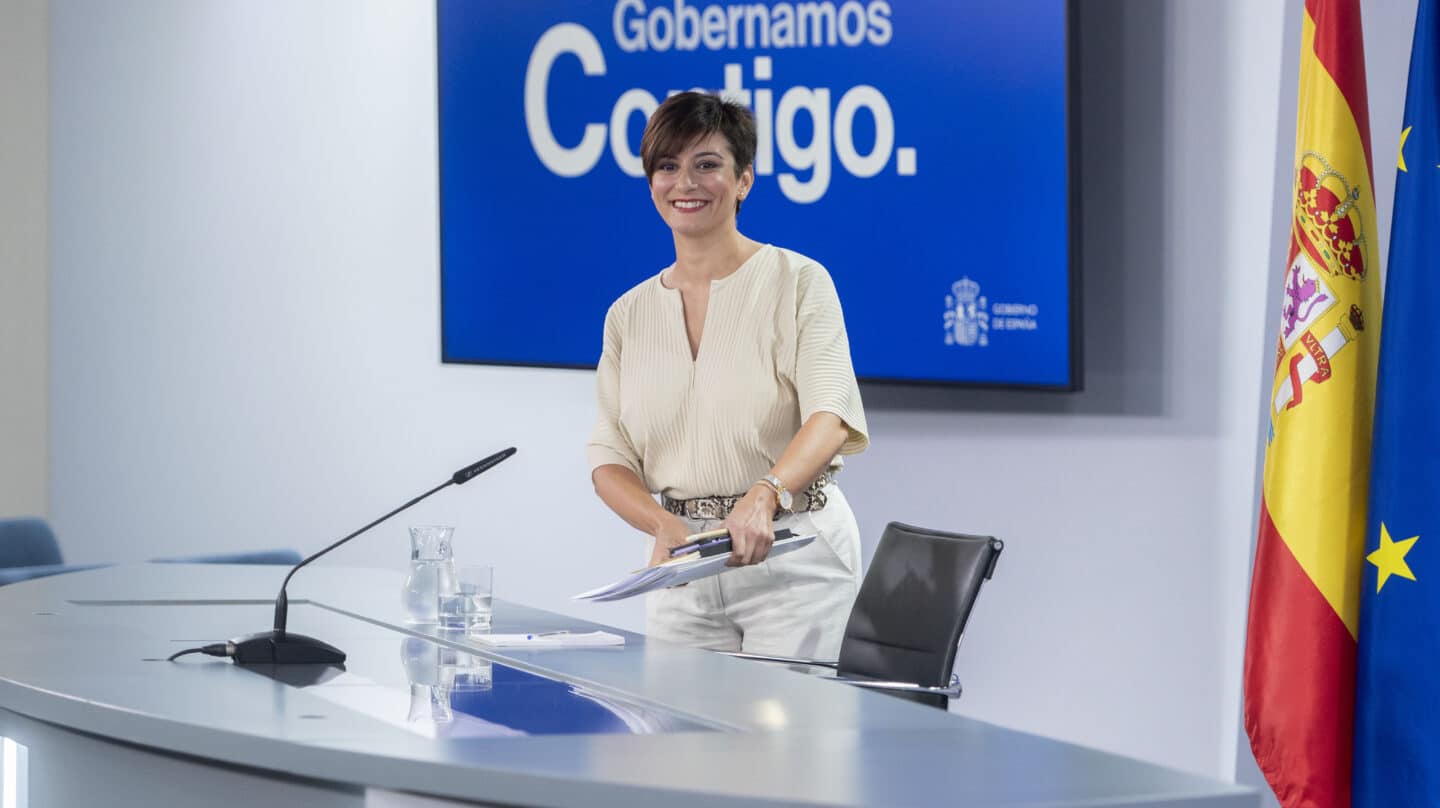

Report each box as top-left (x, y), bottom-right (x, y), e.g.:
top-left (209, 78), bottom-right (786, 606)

top-left (229, 630), bottom-right (347, 665)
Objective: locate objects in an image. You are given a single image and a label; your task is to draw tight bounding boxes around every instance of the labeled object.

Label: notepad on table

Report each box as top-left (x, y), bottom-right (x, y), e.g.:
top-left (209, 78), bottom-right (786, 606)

top-left (471, 630), bottom-right (625, 648)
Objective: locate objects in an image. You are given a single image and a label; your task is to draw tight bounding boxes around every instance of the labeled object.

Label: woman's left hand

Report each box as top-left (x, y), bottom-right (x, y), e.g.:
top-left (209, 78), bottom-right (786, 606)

top-left (723, 484), bottom-right (778, 566)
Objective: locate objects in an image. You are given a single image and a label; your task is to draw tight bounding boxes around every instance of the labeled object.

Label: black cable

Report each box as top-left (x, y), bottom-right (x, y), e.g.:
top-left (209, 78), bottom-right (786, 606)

top-left (167, 643), bottom-right (232, 662)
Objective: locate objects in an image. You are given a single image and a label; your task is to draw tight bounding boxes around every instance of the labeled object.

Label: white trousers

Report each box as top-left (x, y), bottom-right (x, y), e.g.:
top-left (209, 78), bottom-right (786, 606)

top-left (645, 483), bottom-right (861, 659)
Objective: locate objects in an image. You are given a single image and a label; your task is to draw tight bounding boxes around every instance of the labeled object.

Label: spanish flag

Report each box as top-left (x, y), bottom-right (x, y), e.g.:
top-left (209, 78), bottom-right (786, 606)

top-left (1244, 1), bottom-right (1380, 806)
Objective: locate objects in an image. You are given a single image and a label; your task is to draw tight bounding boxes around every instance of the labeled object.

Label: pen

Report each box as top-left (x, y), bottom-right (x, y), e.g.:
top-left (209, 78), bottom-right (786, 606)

top-left (525, 630), bottom-right (571, 640)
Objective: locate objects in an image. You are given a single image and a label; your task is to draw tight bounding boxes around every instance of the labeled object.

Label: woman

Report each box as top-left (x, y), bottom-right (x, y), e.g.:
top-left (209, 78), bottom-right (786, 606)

top-left (587, 91), bottom-right (869, 660)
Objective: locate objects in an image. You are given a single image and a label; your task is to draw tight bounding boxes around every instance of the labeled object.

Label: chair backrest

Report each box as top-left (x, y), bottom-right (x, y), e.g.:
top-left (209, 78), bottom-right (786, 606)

top-left (837, 522), bottom-right (1002, 708)
top-left (0, 517), bottom-right (64, 568)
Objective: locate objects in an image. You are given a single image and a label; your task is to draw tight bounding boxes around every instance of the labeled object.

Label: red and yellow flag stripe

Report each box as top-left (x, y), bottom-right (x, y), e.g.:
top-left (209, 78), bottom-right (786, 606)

top-left (1244, 1), bottom-right (1380, 806)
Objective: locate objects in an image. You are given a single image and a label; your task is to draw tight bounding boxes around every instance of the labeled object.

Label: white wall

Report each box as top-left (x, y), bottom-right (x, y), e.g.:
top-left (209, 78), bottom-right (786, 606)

top-left (0, 0), bottom-right (48, 518)
top-left (859, 1), bottom-right (1287, 777)
top-left (44, 0), bottom-right (1419, 785)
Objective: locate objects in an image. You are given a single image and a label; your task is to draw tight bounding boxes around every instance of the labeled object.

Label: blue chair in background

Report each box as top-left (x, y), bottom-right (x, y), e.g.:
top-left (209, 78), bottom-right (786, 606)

top-left (0, 516), bottom-right (301, 586)
top-left (0, 517), bottom-right (62, 567)
top-left (151, 549), bottom-right (302, 566)
top-left (0, 517), bottom-right (109, 586)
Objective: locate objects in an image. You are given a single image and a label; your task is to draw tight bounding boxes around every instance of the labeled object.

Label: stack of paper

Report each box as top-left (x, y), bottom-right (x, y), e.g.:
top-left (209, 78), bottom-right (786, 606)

top-left (574, 533), bottom-right (816, 602)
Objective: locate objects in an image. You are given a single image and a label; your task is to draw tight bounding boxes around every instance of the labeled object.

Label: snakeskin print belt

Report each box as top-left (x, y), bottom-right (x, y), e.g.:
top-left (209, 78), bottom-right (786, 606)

top-left (662, 472), bottom-right (833, 521)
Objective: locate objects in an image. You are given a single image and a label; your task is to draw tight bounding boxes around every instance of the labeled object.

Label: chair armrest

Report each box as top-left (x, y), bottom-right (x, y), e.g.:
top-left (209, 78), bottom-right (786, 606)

top-left (834, 673), bottom-right (962, 699)
top-left (718, 651), bottom-right (962, 699)
top-left (715, 651), bottom-right (839, 669)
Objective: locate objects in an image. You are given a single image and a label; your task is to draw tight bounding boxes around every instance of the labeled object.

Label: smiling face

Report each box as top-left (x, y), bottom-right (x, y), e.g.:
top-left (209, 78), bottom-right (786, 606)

top-left (648, 132), bottom-right (754, 240)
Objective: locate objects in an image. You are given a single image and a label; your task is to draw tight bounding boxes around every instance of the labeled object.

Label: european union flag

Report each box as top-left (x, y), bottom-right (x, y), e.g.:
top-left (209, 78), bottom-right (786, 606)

top-left (1354, 1), bottom-right (1440, 804)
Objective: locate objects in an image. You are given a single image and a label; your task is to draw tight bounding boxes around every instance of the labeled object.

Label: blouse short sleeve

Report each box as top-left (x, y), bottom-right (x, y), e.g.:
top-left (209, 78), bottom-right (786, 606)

top-left (794, 264), bottom-right (869, 455)
top-left (586, 299), bottom-right (644, 476)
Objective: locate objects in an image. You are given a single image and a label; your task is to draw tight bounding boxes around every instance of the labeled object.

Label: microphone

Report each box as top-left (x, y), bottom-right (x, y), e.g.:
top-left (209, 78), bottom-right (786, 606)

top-left (182, 448), bottom-right (517, 665)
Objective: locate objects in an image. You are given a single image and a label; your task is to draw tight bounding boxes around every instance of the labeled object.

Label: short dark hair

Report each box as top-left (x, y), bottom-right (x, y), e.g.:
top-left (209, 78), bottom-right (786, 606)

top-left (640, 92), bottom-right (757, 213)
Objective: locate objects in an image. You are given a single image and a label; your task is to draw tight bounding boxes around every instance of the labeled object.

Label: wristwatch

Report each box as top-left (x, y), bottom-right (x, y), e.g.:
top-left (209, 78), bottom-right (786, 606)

top-left (758, 474), bottom-right (794, 511)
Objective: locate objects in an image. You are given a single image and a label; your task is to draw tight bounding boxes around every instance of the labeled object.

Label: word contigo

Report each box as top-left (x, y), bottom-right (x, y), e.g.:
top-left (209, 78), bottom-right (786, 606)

top-left (524, 1), bottom-right (915, 204)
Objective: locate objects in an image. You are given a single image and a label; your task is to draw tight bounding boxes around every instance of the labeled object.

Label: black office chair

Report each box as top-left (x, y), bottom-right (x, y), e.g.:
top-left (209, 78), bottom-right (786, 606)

top-left (726, 522), bottom-right (1003, 710)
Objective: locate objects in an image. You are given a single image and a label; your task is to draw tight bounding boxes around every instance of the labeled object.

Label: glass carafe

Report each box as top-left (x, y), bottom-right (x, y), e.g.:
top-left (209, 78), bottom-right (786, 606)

top-left (402, 525), bottom-right (456, 624)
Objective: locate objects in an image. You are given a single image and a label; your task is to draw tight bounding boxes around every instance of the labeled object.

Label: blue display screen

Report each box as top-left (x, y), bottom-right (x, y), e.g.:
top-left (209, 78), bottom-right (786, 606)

top-left (439, 0), bottom-right (1076, 388)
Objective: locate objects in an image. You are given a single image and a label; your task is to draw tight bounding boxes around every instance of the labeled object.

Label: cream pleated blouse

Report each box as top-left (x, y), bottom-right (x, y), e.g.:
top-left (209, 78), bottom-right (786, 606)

top-left (587, 244), bottom-right (869, 501)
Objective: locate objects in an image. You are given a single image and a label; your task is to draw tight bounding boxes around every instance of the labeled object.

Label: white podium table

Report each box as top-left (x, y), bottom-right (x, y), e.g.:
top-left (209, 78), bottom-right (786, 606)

top-left (0, 565), bottom-right (1255, 807)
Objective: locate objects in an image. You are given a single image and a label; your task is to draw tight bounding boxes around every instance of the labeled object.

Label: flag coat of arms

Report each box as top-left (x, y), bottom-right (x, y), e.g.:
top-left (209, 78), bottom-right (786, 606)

top-left (1244, 1), bottom-right (1380, 806)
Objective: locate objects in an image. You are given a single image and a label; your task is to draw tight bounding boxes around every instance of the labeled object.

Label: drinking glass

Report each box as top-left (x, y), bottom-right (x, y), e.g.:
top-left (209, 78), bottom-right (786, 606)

top-left (438, 565), bottom-right (493, 633)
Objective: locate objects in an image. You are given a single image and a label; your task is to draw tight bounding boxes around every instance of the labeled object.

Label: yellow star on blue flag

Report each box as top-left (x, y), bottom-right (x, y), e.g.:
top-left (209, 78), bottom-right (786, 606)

top-left (1366, 523), bottom-right (1418, 592)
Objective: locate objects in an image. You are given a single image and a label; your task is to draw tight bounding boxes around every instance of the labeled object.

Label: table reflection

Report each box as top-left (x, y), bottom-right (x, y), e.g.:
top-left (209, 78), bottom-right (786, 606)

top-left (399, 636), bottom-right (717, 736)
top-left (400, 636), bottom-right (493, 724)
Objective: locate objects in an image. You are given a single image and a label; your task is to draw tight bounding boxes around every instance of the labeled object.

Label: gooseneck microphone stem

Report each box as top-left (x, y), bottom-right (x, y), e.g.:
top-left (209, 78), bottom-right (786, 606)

top-left (272, 477), bottom-right (454, 636)
top-left (172, 447), bottom-right (518, 665)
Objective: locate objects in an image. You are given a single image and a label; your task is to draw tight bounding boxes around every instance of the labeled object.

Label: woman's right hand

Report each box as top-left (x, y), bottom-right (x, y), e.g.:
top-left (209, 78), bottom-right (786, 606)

top-left (647, 515), bottom-right (694, 568)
